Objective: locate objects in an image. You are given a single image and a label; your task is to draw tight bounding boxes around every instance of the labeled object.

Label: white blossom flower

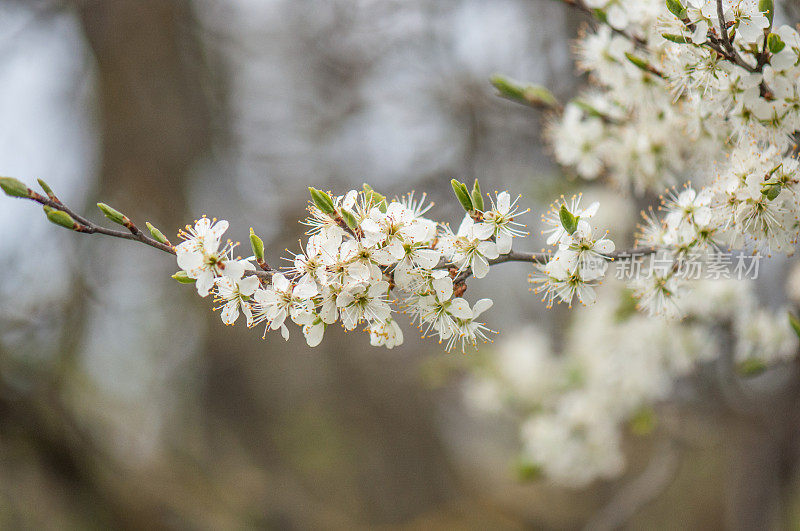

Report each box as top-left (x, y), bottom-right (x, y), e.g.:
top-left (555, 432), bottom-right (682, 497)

top-left (214, 268), bottom-right (260, 325)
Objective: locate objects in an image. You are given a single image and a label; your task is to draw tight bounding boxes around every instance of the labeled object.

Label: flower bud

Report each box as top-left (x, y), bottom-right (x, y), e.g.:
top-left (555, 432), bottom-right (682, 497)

top-left (37, 178), bottom-right (56, 199)
top-left (0, 177), bottom-right (30, 198)
top-left (559, 204), bottom-right (578, 235)
top-left (490, 75), bottom-right (558, 109)
top-left (97, 202), bottom-right (127, 225)
top-left (146, 222), bottom-right (169, 244)
top-left (450, 179), bottom-right (474, 212)
top-left (471, 179), bottom-right (484, 211)
top-left (249, 227), bottom-right (265, 261)
top-left (308, 187), bottom-right (336, 215)
top-left (44, 207), bottom-right (76, 230)
top-left (171, 271), bottom-right (196, 284)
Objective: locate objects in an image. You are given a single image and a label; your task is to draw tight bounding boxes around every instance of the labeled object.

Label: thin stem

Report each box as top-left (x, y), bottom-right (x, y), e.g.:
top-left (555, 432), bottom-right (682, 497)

top-left (16, 189), bottom-right (276, 280)
top-left (451, 246), bottom-right (659, 284)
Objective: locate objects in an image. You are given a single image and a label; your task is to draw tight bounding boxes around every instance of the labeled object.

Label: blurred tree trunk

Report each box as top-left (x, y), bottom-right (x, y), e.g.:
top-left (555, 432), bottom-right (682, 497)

top-left (0, 0), bottom-right (225, 527)
top-left (76, 0), bottom-right (218, 226)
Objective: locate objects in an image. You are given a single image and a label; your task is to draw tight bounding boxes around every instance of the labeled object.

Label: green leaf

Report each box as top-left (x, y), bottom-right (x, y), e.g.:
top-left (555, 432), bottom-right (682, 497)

top-left (630, 406), bottom-right (657, 436)
top-left (44, 207), bottom-right (76, 230)
top-left (146, 222), bottom-right (169, 244)
top-left (514, 459), bottom-right (543, 481)
top-left (763, 183), bottom-right (782, 200)
top-left (308, 187), bottom-right (336, 215)
top-left (171, 271), bottom-right (196, 284)
top-left (0, 177), bottom-right (30, 198)
top-left (471, 179), bottom-right (484, 211)
top-left (559, 204), bottom-right (578, 235)
top-left (451, 179), bottom-right (474, 211)
top-left (759, 0), bottom-right (774, 24)
top-left (737, 358), bottom-right (767, 376)
top-left (767, 33), bottom-right (785, 53)
top-left (666, 0), bottom-right (687, 19)
top-left (789, 312), bottom-right (800, 339)
top-left (340, 209), bottom-right (359, 231)
top-left (362, 183), bottom-right (388, 213)
top-left (96, 202), bottom-right (126, 225)
top-left (662, 33), bottom-right (687, 44)
top-left (625, 52), bottom-right (651, 72)
top-left (249, 227), bottom-right (265, 261)
top-left (593, 8), bottom-right (608, 23)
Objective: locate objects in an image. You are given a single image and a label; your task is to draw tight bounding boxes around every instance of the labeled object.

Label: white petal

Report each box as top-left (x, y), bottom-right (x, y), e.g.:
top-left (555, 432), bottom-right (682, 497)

top-left (238, 275), bottom-right (261, 296)
top-left (304, 323), bottom-right (324, 347)
top-left (221, 301), bottom-right (239, 325)
top-left (496, 232), bottom-right (512, 254)
top-left (472, 223), bottom-right (494, 241)
top-left (196, 273), bottom-right (215, 297)
top-left (471, 255), bottom-right (490, 279)
top-left (414, 248), bottom-right (441, 269)
top-left (433, 276), bottom-right (453, 301)
top-left (472, 298), bottom-right (493, 318)
top-left (448, 298), bottom-right (473, 319)
top-left (177, 250), bottom-right (203, 271)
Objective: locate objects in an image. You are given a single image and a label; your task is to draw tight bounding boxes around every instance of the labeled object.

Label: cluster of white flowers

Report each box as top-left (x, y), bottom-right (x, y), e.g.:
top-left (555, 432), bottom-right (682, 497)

top-left (173, 184), bottom-right (529, 351)
top-left (529, 195), bottom-right (616, 307)
top-left (632, 153), bottom-right (799, 316)
top-left (546, 0), bottom-right (800, 196)
top-left (463, 279), bottom-right (798, 486)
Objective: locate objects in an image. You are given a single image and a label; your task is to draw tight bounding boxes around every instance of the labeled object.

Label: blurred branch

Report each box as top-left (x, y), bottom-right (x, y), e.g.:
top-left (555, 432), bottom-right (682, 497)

top-left (584, 439), bottom-right (680, 531)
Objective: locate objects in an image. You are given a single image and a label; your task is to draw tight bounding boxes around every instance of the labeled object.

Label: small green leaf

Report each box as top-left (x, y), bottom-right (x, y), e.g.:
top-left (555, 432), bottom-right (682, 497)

top-left (666, 0), bottom-right (687, 19)
top-left (662, 33), bottom-right (688, 44)
top-left (514, 459), bottom-right (543, 481)
top-left (625, 52), bottom-right (652, 73)
top-left (146, 222), bottom-right (169, 244)
top-left (737, 358), bottom-right (767, 376)
top-left (44, 207), bottom-right (76, 230)
top-left (308, 187), bottom-right (336, 215)
top-left (451, 179), bottom-right (474, 211)
top-left (340, 209), bottom-right (359, 231)
top-left (593, 8), bottom-right (608, 23)
top-left (471, 179), bottom-right (484, 211)
top-left (0, 177), bottom-right (30, 198)
top-left (97, 202), bottom-right (126, 225)
top-left (249, 227), bottom-right (265, 261)
top-left (759, 0), bottom-right (774, 24)
top-left (171, 271), bottom-right (196, 284)
top-left (767, 33), bottom-right (785, 53)
top-left (630, 406), bottom-right (657, 436)
top-left (559, 204), bottom-right (578, 235)
top-left (763, 183), bottom-right (782, 200)
top-left (362, 183), bottom-right (388, 213)
top-left (789, 312), bottom-right (800, 339)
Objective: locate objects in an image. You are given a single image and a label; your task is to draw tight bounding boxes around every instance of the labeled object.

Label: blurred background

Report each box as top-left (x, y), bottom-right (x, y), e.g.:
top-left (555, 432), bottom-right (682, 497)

top-left (0, 0), bottom-right (799, 529)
